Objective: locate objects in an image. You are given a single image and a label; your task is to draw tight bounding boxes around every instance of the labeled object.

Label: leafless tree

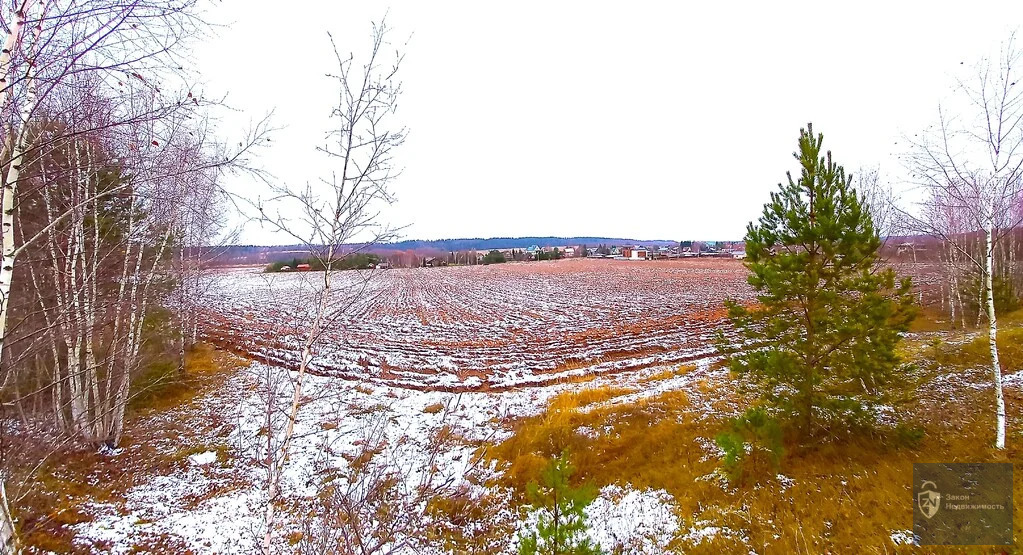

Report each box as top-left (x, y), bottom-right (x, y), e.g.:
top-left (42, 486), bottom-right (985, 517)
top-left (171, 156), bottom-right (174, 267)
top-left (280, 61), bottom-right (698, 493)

top-left (857, 167), bottom-right (900, 246)
top-left (902, 34), bottom-right (1023, 450)
top-left (251, 17), bottom-right (407, 552)
top-left (0, 1), bottom-right (271, 550)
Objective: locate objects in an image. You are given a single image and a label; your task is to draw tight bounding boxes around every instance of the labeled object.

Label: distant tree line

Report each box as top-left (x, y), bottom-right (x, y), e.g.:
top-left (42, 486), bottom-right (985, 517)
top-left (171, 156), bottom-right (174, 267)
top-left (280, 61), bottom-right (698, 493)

top-left (373, 236), bottom-right (675, 252)
top-left (264, 253), bottom-right (381, 272)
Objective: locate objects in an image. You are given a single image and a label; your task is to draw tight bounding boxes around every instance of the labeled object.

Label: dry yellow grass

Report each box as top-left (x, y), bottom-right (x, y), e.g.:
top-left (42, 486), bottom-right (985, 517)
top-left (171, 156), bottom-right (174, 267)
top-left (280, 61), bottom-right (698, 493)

top-left (129, 343), bottom-right (248, 414)
top-left (488, 319), bottom-right (1023, 553)
top-left (423, 402), bottom-right (445, 414)
top-left (547, 385), bottom-right (635, 412)
top-left (638, 363), bottom-right (697, 384)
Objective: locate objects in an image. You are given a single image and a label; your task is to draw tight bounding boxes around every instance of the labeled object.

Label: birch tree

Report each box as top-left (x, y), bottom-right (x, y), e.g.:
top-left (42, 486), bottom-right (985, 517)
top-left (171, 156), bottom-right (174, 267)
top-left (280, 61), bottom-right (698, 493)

top-left (252, 18), bottom-right (406, 552)
top-left (0, 2), bottom-right (269, 549)
top-left (905, 35), bottom-right (1023, 449)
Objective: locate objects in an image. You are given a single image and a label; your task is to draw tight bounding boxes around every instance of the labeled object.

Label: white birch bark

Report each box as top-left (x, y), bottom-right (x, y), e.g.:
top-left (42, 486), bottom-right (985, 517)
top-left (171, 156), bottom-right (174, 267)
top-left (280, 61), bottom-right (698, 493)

top-left (0, 22), bottom-right (39, 380)
top-left (262, 264), bottom-right (331, 553)
top-left (82, 142), bottom-right (102, 438)
top-left (905, 39), bottom-right (1023, 449)
top-left (985, 219), bottom-right (1007, 449)
top-left (111, 228), bottom-right (172, 445)
top-left (0, 1), bottom-right (33, 116)
top-left (103, 209), bottom-right (135, 430)
top-left (0, 2), bottom-right (39, 548)
top-left (0, 480), bottom-right (14, 555)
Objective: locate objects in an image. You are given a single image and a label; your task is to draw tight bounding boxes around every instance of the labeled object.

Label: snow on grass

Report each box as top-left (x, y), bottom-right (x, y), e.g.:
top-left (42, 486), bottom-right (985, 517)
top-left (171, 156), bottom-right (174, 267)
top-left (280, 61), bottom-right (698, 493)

top-left (71, 355), bottom-right (718, 553)
top-left (76, 358), bottom-right (704, 553)
top-left (579, 356), bottom-right (721, 413)
top-left (76, 454), bottom-right (263, 553)
top-left (890, 529), bottom-right (915, 545)
top-left (682, 520), bottom-right (722, 545)
top-left (585, 484), bottom-right (679, 553)
top-left (189, 451), bottom-right (217, 465)
top-left (1002, 370), bottom-right (1023, 387)
top-left (776, 474), bottom-right (795, 490)
top-left (71, 358), bottom-right (263, 553)
top-left (512, 484), bottom-right (678, 555)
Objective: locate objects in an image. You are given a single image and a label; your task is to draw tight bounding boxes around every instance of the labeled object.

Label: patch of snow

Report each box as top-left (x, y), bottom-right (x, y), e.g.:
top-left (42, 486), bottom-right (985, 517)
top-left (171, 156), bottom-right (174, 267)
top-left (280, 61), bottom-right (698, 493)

top-left (683, 520), bottom-right (721, 545)
top-left (188, 451), bottom-right (217, 466)
top-left (890, 529), bottom-right (914, 545)
top-left (576, 425), bottom-right (600, 439)
top-left (585, 485), bottom-right (679, 553)
top-left (1002, 370), bottom-right (1023, 387)
top-left (514, 484), bottom-right (679, 554)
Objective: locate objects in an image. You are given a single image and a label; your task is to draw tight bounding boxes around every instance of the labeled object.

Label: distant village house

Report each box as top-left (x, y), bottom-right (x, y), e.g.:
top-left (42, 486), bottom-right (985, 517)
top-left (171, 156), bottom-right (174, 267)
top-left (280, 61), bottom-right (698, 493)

top-left (621, 247), bottom-right (648, 260)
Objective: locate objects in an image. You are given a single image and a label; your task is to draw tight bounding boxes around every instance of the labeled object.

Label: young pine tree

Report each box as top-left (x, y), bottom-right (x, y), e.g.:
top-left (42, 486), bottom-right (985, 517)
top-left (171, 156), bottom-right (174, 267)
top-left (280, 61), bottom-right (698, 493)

top-left (723, 124), bottom-right (916, 441)
top-left (518, 452), bottom-right (603, 555)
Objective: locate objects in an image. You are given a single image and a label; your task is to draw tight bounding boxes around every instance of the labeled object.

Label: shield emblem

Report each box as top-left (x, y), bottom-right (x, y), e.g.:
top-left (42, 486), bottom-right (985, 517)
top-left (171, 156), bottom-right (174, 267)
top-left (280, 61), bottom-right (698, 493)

top-left (918, 487), bottom-right (941, 519)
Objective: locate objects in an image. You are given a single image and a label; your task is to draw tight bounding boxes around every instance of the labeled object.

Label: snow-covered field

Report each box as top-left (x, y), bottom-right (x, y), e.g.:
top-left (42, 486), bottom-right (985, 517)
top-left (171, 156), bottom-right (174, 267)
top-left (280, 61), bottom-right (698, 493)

top-left (199, 259), bottom-right (753, 390)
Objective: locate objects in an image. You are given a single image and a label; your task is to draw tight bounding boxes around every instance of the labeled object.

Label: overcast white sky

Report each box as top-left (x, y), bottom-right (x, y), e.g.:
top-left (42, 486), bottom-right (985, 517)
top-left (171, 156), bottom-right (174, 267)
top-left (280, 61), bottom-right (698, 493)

top-left (194, 1), bottom-right (1023, 245)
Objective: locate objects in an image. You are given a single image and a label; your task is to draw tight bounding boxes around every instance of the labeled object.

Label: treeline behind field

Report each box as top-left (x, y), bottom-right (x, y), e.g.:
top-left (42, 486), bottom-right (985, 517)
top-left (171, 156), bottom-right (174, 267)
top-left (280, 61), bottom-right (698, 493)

top-left (264, 253), bottom-right (382, 272)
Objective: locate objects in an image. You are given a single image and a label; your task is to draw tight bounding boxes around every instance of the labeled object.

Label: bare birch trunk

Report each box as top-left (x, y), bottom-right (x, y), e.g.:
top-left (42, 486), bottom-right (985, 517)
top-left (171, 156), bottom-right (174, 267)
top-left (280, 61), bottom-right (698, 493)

top-left (0, 480), bottom-right (13, 555)
top-left (947, 239), bottom-right (962, 328)
top-left (0, 32), bottom-right (38, 387)
top-left (262, 269), bottom-right (331, 553)
top-left (111, 229), bottom-right (172, 446)
top-left (985, 223), bottom-right (1007, 449)
top-left (103, 212), bottom-right (135, 429)
top-left (177, 242), bottom-right (187, 373)
top-left (0, 2), bottom-right (39, 548)
top-left (0, 1), bottom-right (32, 113)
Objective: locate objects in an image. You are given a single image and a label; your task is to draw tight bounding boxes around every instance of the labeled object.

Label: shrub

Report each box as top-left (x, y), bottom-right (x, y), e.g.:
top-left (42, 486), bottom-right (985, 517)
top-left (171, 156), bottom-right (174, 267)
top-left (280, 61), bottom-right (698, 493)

top-left (892, 422), bottom-right (925, 448)
top-left (264, 253), bottom-right (382, 272)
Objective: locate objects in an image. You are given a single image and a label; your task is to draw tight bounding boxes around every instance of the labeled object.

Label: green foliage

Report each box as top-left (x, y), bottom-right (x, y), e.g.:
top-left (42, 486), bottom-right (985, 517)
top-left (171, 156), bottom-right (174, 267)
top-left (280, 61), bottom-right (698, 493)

top-left (517, 452), bottom-right (603, 555)
top-left (715, 406), bottom-right (784, 485)
top-left (483, 249), bottom-right (507, 264)
top-left (129, 305), bottom-right (184, 410)
top-left (892, 422), bottom-right (925, 449)
top-left (535, 248), bottom-right (564, 261)
top-left (264, 253), bottom-right (381, 272)
top-left (721, 124), bottom-right (917, 442)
